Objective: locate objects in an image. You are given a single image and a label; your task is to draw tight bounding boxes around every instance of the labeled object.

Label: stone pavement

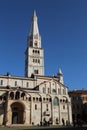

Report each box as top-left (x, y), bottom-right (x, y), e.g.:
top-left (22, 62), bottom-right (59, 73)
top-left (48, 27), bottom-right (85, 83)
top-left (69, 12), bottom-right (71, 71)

top-left (0, 125), bottom-right (87, 130)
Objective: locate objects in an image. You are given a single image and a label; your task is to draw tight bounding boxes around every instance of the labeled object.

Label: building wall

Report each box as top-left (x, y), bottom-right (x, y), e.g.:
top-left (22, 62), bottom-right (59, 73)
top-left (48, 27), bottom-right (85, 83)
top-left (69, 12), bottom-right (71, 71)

top-left (68, 90), bottom-right (87, 122)
top-left (0, 76), bottom-right (72, 126)
top-left (0, 76), bottom-right (35, 88)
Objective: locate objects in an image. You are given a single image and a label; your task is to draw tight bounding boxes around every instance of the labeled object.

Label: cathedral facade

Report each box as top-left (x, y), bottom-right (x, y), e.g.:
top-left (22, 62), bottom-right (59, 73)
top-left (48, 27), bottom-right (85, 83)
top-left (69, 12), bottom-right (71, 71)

top-left (0, 11), bottom-right (72, 126)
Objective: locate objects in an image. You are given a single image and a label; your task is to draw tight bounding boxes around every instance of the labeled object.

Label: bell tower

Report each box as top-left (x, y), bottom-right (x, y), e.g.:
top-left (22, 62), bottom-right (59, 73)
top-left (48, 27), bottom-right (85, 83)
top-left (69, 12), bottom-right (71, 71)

top-left (25, 10), bottom-right (44, 77)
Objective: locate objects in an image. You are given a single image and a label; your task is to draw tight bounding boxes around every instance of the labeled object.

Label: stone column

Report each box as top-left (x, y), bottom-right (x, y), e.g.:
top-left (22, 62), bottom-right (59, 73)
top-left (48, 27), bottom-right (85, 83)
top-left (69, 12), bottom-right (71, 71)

top-left (68, 102), bottom-right (72, 123)
top-left (23, 110), bottom-right (26, 124)
top-left (30, 97), bottom-right (33, 125)
top-left (40, 97), bottom-right (43, 125)
top-left (4, 91), bottom-right (9, 126)
top-left (59, 99), bottom-right (62, 125)
top-left (51, 97), bottom-right (53, 124)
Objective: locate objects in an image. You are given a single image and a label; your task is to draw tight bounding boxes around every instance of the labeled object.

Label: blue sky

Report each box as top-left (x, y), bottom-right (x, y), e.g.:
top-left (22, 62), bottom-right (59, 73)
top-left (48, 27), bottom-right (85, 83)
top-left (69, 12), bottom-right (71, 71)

top-left (0, 0), bottom-right (87, 90)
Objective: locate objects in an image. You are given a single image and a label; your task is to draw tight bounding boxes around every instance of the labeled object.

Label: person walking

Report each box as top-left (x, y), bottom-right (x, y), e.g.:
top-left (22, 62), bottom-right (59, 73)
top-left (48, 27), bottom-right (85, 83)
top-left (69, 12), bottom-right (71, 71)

top-left (62, 118), bottom-right (65, 126)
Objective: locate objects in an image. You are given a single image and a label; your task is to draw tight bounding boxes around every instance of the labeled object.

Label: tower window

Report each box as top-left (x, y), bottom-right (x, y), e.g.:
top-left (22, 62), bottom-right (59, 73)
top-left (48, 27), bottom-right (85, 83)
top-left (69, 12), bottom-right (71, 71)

top-left (35, 50), bottom-right (37, 53)
top-left (34, 70), bottom-right (38, 74)
top-left (32, 50), bottom-right (40, 55)
top-left (34, 42), bottom-right (38, 47)
top-left (33, 58), bottom-right (40, 64)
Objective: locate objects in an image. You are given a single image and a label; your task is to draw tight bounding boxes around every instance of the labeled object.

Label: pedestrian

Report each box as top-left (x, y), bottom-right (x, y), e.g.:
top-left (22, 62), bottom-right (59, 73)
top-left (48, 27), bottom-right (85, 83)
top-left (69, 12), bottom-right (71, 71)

top-left (62, 118), bottom-right (65, 126)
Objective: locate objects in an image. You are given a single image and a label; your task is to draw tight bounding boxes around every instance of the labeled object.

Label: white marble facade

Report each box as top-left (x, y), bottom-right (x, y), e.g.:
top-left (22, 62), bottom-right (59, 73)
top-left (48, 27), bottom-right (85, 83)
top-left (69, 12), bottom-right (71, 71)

top-left (0, 11), bottom-right (72, 126)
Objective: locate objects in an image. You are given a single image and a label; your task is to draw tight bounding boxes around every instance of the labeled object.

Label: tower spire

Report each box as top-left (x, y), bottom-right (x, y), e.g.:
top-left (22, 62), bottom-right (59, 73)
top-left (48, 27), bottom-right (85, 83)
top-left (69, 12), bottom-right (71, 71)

top-left (34, 10), bottom-right (36, 17)
top-left (29, 10), bottom-right (39, 36)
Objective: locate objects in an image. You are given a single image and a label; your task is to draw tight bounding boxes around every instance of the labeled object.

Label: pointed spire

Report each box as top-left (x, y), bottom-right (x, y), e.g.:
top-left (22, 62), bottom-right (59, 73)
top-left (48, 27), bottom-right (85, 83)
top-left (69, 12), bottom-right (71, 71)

top-left (58, 68), bottom-right (63, 75)
top-left (58, 68), bottom-right (64, 84)
top-left (33, 10), bottom-right (36, 17)
top-left (29, 10), bottom-right (39, 36)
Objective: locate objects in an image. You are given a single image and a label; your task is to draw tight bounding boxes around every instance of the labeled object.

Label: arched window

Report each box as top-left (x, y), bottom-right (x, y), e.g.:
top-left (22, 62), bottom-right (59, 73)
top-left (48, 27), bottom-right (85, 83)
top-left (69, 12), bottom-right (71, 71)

top-left (15, 91), bottom-right (20, 99)
top-left (34, 42), bottom-right (38, 47)
top-left (53, 97), bottom-right (59, 105)
top-left (33, 97), bottom-right (35, 101)
top-left (21, 92), bottom-right (25, 100)
top-left (35, 104), bottom-right (37, 110)
top-left (10, 92), bottom-right (14, 99)
top-left (38, 50), bottom-right (40, 54)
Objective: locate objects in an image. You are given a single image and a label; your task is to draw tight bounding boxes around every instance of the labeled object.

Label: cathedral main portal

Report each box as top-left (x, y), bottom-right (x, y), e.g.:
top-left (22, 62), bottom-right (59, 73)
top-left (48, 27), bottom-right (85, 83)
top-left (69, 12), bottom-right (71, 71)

top-left (11, 102), bottom-right (25, 124)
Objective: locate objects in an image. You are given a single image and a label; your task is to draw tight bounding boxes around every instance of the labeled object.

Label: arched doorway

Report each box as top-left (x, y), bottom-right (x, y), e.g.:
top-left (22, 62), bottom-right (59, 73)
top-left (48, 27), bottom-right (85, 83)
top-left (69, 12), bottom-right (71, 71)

top-left (11, 102), bottom-right (25, 124)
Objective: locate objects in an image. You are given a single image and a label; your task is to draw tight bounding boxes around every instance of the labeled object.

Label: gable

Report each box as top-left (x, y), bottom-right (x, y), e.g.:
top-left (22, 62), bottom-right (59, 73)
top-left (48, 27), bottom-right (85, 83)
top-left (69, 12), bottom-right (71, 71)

top-left (36, 79), bottom-right (68, 95)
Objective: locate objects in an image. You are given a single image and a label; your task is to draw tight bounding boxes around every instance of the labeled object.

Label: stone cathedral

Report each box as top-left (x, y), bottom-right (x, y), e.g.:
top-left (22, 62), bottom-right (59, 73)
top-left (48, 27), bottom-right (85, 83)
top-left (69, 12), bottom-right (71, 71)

top-left (0, 11), bottom-right (72, 126)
